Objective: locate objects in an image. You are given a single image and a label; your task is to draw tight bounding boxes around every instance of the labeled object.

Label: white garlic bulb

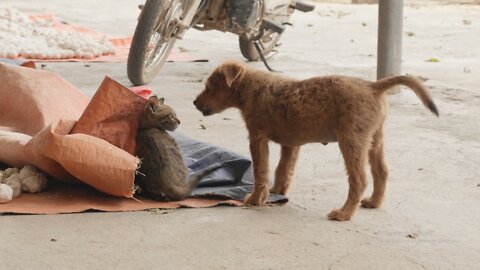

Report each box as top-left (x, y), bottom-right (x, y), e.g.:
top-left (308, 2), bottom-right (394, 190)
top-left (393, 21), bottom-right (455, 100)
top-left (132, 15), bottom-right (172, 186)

top-left (0, 3), bottom-right (115, 60)
top-left (5, 179), bottom-right (21, 198)
top-left (21, 173), bottom-right (48, 193)
top-left (2, 167), bottom-right (19, 180)
top-left (0, 165), bottom-right (50, 198)
top-left (0, 184), bottom-right (13, 203)
top-left (19, 165), bottom-right (38, 179)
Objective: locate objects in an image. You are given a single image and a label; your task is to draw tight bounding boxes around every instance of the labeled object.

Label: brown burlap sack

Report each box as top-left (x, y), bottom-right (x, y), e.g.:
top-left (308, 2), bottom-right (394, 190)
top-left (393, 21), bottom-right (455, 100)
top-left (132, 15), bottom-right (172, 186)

top-left (0, 63), bottom-right (89, 136)
top-left (70, 76), bottom-right (148, 155)
top-left (0, 63), bottom-right (139, 197)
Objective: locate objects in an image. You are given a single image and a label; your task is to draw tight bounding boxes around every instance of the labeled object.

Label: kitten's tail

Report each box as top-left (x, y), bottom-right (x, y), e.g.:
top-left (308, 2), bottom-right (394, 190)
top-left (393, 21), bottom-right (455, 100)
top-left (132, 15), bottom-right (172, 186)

top-left (370, 75), bottom-right (439, 116)
top-left (187, 163), bottom-right (223, 191)
top-left (162, 164), bottom-right (223, 201)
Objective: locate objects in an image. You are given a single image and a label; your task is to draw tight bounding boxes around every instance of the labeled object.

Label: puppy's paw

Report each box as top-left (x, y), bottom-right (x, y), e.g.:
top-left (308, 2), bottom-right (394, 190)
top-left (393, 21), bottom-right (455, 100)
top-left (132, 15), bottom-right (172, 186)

top-left (244, 187), bottom-right (269, 206)
top-left (269, 185), bottom-right (287, 195)
top-left (360, 197), bottom-right (382, 209)
top-left (327, 209), bottom-right (352, 221)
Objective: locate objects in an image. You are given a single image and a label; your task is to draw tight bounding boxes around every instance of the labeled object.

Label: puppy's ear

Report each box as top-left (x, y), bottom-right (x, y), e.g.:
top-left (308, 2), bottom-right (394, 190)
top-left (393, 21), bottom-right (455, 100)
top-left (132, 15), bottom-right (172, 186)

top-left (222, 61), bottom-right (244, 87)
top-left (158, 97), bottom-right (165, 104)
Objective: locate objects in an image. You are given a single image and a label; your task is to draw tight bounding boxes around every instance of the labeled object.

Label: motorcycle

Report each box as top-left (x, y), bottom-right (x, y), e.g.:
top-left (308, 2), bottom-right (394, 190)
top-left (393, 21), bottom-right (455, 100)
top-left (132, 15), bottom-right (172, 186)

top-left (127, 0), bottom-right (315, 86)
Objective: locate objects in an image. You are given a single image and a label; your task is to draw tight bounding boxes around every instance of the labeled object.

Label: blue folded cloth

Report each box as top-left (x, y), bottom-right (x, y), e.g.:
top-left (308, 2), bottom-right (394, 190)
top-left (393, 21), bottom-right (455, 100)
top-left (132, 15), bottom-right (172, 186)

top-left (172, 132), bottom-right (287, 203)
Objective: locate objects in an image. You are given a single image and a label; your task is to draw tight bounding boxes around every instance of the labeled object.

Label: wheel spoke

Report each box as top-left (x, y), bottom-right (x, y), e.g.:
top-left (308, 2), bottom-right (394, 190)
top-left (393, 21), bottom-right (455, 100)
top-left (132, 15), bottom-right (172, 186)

top-left (143, 1), bottom-right (182, 71)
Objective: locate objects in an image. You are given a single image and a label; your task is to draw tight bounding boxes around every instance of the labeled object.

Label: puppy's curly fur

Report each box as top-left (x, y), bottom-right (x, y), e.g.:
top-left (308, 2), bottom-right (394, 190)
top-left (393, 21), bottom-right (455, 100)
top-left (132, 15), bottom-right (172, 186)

top-left (194, 60), bottom-right (438, 221)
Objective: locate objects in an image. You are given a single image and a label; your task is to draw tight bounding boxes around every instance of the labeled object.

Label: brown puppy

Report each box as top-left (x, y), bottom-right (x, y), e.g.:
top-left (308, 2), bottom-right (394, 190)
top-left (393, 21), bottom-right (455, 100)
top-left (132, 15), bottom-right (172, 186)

top-left (194, 60), bottom-right (438, 221)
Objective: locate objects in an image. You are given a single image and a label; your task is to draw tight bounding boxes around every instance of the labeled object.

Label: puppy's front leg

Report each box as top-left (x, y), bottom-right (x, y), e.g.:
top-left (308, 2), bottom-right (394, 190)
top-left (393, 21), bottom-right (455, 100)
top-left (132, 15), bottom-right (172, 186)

top-left (244, 133), bottom-right (270, 206)
top-left (271, 145), bottom-right (300, 195)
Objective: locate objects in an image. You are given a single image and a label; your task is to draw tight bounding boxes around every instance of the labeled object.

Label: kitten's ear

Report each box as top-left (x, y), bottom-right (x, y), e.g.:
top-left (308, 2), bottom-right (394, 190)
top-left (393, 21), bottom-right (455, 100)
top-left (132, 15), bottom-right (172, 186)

top-left (158, 98), bottom-right (165, 104)
top-left (146, 104), bottom-right (154, 114)
top-left (221, 61), bottom-right (244, 88)
top-left (148, 96), bottom-right (159, 106)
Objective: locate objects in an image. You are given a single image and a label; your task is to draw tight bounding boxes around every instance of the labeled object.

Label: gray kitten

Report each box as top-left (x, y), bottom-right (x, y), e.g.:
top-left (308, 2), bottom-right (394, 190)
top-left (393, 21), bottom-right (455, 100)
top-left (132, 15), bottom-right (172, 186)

top-left (135, 96), bottom-right (220, 201)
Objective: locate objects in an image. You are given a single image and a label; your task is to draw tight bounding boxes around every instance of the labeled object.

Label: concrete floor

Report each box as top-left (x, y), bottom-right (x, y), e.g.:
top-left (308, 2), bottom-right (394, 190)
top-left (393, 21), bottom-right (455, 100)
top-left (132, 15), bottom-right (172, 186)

top-left (1, 1), bottom-right (479, 269)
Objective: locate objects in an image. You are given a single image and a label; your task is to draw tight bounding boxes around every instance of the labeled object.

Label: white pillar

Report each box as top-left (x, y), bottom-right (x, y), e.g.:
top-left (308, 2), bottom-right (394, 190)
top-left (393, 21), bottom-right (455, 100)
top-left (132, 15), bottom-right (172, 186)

top-left (377, 0), bottom-right (404, 79)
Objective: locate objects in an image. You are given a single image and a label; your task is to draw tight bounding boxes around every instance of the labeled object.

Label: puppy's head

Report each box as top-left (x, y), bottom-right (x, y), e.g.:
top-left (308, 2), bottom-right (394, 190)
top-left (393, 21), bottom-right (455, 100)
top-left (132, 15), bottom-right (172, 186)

top-left (194, 61), bottom-right (245, 116)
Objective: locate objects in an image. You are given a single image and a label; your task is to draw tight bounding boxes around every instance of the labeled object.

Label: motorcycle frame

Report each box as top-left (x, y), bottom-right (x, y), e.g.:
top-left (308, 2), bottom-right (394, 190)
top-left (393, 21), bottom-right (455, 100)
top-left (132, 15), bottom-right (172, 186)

top-left (175, 0), bottom-right (295, 38)
top-left (175, 0), bottom-right (203, 38)
top-left (195, 0), bottom-right (294, 34)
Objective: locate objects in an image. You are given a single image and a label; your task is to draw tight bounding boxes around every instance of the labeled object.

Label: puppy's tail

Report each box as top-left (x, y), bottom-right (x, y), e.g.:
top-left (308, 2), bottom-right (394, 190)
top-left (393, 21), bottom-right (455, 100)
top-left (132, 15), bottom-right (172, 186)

top-left (370, 75), bottom-right (439, 116)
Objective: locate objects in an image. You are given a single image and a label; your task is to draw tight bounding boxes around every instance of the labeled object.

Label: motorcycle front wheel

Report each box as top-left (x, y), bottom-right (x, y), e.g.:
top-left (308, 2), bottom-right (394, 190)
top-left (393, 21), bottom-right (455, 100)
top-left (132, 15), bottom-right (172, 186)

top-left (127, 0), bottom-right (183, 86)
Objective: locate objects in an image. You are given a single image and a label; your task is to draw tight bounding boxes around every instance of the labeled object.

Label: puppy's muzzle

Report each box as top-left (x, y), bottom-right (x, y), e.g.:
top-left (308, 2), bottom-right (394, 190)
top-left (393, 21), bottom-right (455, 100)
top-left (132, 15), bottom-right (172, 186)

top-left (193, 99), bottom-right (212, 116)
top-left (202, 109), bottom-right (213, 116)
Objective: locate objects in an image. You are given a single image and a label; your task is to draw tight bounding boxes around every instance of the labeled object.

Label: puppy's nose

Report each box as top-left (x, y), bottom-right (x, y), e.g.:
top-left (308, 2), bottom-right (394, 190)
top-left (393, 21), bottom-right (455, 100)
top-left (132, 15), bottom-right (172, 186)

top-left (193, 99), bottom-right (198, 106)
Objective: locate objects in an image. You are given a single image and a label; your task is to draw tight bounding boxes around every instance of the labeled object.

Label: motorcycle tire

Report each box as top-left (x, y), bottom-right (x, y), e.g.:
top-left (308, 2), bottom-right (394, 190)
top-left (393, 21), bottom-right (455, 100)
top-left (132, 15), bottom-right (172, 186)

top-left (239, 33), bottom-right (282, 61)
top-left (238, 3), bottom-right (294, 62)
top-left (127, 0), bottom-right (179, 86)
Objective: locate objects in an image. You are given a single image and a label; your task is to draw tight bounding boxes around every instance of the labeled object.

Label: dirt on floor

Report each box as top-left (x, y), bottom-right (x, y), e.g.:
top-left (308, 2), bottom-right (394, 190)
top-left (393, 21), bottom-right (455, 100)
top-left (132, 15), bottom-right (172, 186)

top-left (315, 0), bottom-right (480, 4)
top-left (0, 1), bottom-right (479, 270)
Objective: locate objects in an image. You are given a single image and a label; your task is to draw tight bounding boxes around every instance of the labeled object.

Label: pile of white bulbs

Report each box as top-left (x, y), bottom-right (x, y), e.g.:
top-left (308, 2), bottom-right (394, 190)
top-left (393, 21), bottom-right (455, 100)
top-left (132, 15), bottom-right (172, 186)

top-left (0, 165), bottom-right (48, 203)
top-left (0, 3), bottom-right (115, 60)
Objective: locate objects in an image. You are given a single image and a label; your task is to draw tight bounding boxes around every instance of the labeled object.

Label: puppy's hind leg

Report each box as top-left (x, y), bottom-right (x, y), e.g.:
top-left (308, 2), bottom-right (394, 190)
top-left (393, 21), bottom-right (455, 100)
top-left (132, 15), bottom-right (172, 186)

top-left (361, 127), bottom-right (388, 209)
top-left (270, 145), bottom-right (300, 195)
top-left (328, 135), bottom-right (369, 221)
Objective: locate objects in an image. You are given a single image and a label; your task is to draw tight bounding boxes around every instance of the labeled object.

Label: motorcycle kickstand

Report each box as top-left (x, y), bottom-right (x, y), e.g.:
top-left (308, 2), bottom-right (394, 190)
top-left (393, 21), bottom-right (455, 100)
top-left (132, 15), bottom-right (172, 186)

top-left (253, 40), bottom-right (280, 73)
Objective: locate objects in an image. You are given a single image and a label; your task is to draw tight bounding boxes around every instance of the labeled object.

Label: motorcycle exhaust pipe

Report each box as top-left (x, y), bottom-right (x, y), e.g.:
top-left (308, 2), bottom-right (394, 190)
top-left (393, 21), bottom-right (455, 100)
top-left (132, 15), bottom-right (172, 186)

top-left (292, 1), bottom-right (315, 12)
top-left (261, 18), bottom-right (285, 34)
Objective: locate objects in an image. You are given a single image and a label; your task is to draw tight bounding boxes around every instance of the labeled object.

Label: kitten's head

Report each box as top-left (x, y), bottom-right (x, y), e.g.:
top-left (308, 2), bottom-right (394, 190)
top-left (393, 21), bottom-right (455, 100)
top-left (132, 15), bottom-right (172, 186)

top-left (140, 96), bottom-right (181, 131)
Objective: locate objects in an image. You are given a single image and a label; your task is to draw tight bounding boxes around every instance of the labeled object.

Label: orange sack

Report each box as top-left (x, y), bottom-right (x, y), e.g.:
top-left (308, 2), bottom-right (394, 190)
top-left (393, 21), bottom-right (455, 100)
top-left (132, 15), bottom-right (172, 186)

top-left (0, 63), bottom-right (141, 198)
top-left (71, 77), bottom-right (148, 155)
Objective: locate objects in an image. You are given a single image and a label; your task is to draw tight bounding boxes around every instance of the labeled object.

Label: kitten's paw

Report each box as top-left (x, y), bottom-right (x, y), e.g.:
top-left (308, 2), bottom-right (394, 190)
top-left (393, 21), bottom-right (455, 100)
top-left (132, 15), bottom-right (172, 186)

top-left (327, 209), bottom-right (353, 221)
top-left (244, 187), bottom-right (269, 206)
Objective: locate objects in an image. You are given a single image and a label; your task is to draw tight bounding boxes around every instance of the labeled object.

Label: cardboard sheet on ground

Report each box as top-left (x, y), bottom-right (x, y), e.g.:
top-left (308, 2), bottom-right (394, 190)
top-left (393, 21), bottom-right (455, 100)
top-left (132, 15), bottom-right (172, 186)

top-left (0, 63), bottom-right (287, 214)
